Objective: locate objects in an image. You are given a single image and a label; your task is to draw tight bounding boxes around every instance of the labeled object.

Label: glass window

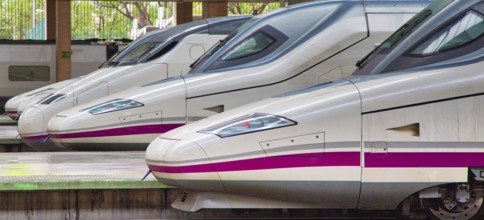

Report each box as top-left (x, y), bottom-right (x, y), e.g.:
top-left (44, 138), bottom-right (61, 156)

top-left (117, 41), bottom-right (162, 64)
top-left (411, 10), bottom-right (483, 56)
top-left (354, 0), bottom-right (454, 73)
top-left (221, 32), bottom-right (275, 61)
top-left (188, 19), bottom-right (257, 72)
top-left (146, 41), bottom-right (178, 62)
top-left (9, 66), bottom-right (50, 81)
top-left (200, 25), bottom-right (288, 72)
top-left (39, 94), bottom-right (66, 105)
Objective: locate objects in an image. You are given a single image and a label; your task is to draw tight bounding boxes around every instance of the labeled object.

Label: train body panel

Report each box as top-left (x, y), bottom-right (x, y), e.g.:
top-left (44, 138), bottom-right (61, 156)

top-left (17, 16), bottom-right (251, 151)
top-left (46, 0), bottom-right (431, 151)
top-left (145, 0), bottom-right (484, 219)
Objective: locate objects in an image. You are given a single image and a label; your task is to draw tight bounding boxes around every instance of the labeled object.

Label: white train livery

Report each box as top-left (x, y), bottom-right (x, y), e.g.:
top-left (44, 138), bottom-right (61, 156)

top-left (146, 0), bottom-right (484, 219)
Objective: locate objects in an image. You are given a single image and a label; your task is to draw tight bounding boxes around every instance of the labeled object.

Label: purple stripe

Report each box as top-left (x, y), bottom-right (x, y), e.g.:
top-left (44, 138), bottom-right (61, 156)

top-left (149, 151), bottom-right (484, 174)
top-left (21, 134), bottom-right (49, 140)
top-left (50, 123), bottom-right (185, 139)
top-left (365, 152), bottom-right (484, 167)
top-left (148, 152), bottom-right (360, 173)
top-left (6, 110), bottom-right (17, 114)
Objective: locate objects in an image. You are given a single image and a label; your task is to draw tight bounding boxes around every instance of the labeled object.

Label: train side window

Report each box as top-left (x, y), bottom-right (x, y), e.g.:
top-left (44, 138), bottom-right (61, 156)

top-left (410, 10), bottom-right (483, 56)
top-left (8, 66), bottom-right (50, 81)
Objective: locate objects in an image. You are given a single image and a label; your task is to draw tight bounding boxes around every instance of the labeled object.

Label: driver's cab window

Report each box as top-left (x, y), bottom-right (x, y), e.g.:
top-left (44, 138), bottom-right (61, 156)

top-left (222, 32), bottom-right (275, 61)
top-left (121, 42), bottom-right (160, 62)
top-left (205, 25), bottom-right (288, 71)
top-left (381, 2), bottom-right (484, 73)
top-left (410, 10), bottom-right (483, 56)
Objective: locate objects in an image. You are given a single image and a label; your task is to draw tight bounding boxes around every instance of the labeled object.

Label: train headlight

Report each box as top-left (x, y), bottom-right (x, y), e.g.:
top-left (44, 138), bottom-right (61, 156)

top-left (198, 113), bottom-right (297, 138)
top-left (82, 99), bottom-right (144, 115)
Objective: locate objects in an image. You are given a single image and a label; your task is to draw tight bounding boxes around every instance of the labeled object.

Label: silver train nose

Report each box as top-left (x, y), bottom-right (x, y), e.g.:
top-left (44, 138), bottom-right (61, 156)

top-left (5, 98), bottom-right (20, 120)
top-left (5, 108), bottom-right (19, 120)
top-left (146, 137), bottom-right (223, 191)
top-left (47, 115), bottom-right (86, 150)
top-left (18, 106), bottom-right (65, 151)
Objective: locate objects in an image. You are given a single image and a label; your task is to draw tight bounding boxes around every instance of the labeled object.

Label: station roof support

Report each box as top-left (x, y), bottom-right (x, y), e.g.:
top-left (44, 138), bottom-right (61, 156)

top-left (203, 1), bottom-right (228, 18)
top-left (55, 0), bottom-right (72, 82)
top-left (174, 2), bottom-right (193, 25)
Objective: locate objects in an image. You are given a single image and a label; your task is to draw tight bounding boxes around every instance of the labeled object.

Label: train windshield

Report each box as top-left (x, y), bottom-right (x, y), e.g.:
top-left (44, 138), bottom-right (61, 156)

top-left (409, 11), bottom-right (483, 56)
top-left (189, 19), bottom-right (257, 72)
top-left (354, 0), bottom-right (483, 75)
top-left (353, 0), bottom-right (484, 75)
top-left (102, 20), bottom-right (208, 68)
top-left (112, 41), bottom-right (165, 65)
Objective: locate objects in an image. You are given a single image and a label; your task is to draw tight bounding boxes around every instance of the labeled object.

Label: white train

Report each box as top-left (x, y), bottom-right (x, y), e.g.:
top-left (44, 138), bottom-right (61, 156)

top-left (145, 0), bottom-right (484, 219)
top-left (46, 0), bottom-right (431, 151)
top-left (0, 40), bottom-right (122, 115)
top-left (16, 16), bottom-right (250, 151)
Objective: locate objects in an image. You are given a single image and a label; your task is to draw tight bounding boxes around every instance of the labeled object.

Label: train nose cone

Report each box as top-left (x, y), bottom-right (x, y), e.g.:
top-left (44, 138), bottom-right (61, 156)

top-left (5, 108), bottom-right (19, 120)
top-left (146, 137), bottom-right (217, 190)
top-left (18, 107), bottom-right (64, 151)
top-left (5, 97), bottom-right (20, 120)
top-left (47, 115), bottom-right (85, 150)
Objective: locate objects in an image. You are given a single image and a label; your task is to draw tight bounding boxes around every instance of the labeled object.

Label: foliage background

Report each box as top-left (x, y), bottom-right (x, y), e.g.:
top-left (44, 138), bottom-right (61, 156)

top-left (0, 0), bottom-right (281, 40)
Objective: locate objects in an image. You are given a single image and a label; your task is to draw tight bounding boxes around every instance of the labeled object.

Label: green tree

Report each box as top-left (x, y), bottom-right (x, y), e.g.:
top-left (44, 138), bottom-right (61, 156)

top-left (0, 0), bottom-right (45, 39)
top-left (0, 1), bottom-right (282, 41)
top-left (228, 2), bottom-right (275, 15)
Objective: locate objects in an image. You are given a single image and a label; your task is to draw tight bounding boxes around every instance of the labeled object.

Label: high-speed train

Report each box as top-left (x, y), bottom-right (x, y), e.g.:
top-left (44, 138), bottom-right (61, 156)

top-left (17, 16), bottom-right (251, 151)
top-left (6, 16), bottom-right (248, 121)
top-left (145, 0), bottom-right (484, 219)
top-left (0, 40), bottom-right (121, 115)
top-left (46, 0), bottom-right (431, 151)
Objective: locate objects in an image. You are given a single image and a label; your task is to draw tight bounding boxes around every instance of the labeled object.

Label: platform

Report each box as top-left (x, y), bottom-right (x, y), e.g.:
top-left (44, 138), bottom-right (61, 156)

top-left (0, 151), bottom-right (168, 190)
top-left (0, 115), bottom-right (21, 145)
top-left (0, 115), bottom-right (17, 125)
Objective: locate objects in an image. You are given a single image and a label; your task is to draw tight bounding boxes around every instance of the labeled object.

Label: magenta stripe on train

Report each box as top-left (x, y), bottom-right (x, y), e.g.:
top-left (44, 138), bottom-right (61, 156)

top-left (148, 152), bottom-right (484, 173)
top-left (149, 152), bottom-right (360, 173)
top-left (49, 123), bottom-right (185, 139)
